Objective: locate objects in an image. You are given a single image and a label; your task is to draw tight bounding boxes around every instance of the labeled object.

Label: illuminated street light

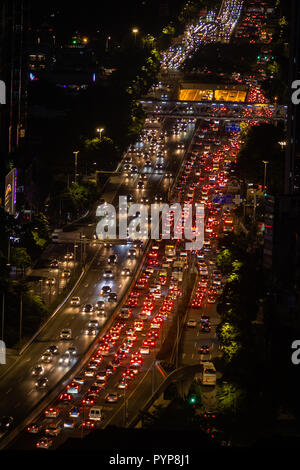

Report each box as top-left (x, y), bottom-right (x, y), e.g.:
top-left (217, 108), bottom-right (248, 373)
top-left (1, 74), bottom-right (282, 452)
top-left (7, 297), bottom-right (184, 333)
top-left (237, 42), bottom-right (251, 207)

top-left (97, 128), bottom-right (104, 141)
top-left (278, 140), bottom-right (287, 150)
top-left (132, 28), bottom-right (139, 44)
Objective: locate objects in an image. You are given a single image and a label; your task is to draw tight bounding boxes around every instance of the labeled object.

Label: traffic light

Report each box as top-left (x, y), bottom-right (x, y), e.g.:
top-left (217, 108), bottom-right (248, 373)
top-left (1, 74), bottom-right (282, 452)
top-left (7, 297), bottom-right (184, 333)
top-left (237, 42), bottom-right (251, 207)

top-left (188, 395), bottom-right (197, 407)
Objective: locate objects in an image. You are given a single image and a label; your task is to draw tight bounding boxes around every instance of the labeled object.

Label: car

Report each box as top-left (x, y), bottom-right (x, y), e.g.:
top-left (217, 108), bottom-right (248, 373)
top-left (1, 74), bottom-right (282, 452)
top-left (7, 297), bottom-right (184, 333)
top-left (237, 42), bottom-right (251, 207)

top-left (80, 420), bottom-right (96, 430)
top-left (63, 420), bottom-right (76, 429)
top-left (129, 364), bottom-right (142, 375)
top-left (105, 393), bottom-right (119, 403)
top-left (108, 254), bottom-right (117, 264)
top-left (31, 365), bottom-right (45, 377)
top-left (0, 416), bottom-right (14, 433)
top-left (137, 180), bottom-right (145, 189)
top-left (66, 346), bottom-right (77, 356)
top-left (60, 329), bottom-right (72, 340)
top-left (35, 377), bottom-right (48, 389)
top-left (128, 248), bottom-right (137, 257)
top-left (186, 319), bottom-right (197, 328)
top-left (69, 407), bottom-right (80, 419)
top-left (104, 241), bottom-right (113, 248)
top-left (58, 352), bottom-right (71, 366)
top-left (36, 437), bottom-right (53, 449)
top-left (59, 392), bottom-right (73, 403)
top-left (199, 345), bottom-right (210, 354)
top-left (117, 378), bottom-right (128, 389)
top-left (101, 285), bottom-right (112, 297)
top-left (85, 326), bottom-right (97, 336)
top-left (82, 303), bottom-right (94, 313)
top-left (44, 408), bottom-right (59, 418)
top-left (107, 293), bottom-right (117, 302)
top-left (41, 351), bottom-right (53, 363)
top-left (201, 324), bottom-right (211, 333)
top-left (96, 370), bottom-right (107, 381)
top-left (26, 423), bottom-right (42, 434)
top-left (46, 345), bottom-right (59, 355)
top-left (64, 252), bottom-right (74, 261)
top-left (121, 268), bottom-right (131, 276)
top-left (139, 346), bottom-right (150, 355)
top-left (61, 270), bottom-right (71, 278)
top-left (81, 394), bottom-right (96, 406)
top-left (45, 278), bottom-right (55, 286)
top-left (49, 259), bottom-right (59, 268)
top-left (103, 269), bottom-right (113, 279)
top-left (95, 300), bottom-right (105, 310)
top-left (89, 319), bottom-right (99, 329)
top-left (70, 296), bottom-right (80, 306)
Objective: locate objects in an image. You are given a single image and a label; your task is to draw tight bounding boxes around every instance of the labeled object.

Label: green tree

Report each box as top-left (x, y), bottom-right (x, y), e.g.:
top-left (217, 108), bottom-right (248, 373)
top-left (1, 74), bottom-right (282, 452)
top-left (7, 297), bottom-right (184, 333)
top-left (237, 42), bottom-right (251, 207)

top-left (10, 248), bottom-right (31, 273)
top-left (215, 249), bottom-right (233, 274)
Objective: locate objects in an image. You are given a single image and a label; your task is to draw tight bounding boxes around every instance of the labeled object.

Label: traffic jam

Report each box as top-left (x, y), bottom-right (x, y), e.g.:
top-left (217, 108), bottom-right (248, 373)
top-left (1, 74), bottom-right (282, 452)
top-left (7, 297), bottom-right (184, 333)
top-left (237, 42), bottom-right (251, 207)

top-left (12, 3), bottom-right (246, 448)
top-left (178, 118), bottom-right (241, 359)
top-left (15, 108), bottom-right (242, 449)
top-left (161, 0), bottom-right (244, 70)
top-left (13, 113), bottom-right (194, 449)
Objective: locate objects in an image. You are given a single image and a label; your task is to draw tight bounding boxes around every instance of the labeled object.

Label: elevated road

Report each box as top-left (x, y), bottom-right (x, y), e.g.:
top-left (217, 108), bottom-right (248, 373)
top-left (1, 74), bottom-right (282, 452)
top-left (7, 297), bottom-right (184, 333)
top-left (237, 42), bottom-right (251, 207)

top-left (141, 99), bottom-right (288, 122)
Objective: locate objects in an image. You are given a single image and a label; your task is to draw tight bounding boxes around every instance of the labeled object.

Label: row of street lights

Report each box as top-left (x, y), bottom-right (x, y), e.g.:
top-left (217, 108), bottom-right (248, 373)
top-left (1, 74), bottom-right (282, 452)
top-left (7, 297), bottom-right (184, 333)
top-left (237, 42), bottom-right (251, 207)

top-left (73, 128), bottom-right (105, 183)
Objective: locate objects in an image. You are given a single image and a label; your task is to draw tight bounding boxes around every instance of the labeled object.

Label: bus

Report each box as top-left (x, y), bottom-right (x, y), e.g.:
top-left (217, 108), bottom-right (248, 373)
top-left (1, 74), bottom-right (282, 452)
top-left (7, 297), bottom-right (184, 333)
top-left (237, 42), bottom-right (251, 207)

top-left (201, 361), bottom-right (217, 386)
top-left (223, 216), bottom-right (234, 232)
top-left (172, 260), bottom-right (185, 282)
top-left (165, 243), bottom-right (176, 257)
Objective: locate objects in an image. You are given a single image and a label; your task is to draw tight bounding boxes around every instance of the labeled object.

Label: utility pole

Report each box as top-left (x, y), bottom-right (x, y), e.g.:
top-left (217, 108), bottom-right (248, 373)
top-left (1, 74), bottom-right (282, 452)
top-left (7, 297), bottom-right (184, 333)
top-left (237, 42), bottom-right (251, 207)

top-left (123, 388), bottom-right (127, 427)
top-left (1, 293), bottom-right (5, 341)
top-left (73, 151), bottom-right (79, 184)
top-left (262, 160), bottom-right (269, 191)
top-left (19, 293), bottom-right (23, 346)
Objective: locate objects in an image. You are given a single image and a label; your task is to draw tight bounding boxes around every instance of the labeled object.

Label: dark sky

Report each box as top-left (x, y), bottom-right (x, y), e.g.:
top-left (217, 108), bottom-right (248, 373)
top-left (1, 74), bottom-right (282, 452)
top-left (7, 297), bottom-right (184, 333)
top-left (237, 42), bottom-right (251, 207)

top-left (29, 0), bottom-right (186, 40)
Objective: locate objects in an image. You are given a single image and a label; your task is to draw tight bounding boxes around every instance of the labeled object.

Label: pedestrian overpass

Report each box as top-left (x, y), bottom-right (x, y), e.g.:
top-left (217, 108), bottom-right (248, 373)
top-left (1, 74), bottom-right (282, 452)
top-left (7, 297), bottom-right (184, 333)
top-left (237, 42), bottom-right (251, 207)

top-left (141, 99), bottom-right (287, 122)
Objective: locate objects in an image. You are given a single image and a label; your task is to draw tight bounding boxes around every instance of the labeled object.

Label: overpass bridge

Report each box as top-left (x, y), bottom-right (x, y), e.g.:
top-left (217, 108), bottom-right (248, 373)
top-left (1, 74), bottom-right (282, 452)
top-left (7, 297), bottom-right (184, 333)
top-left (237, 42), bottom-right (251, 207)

top-left (141, 99), bottom-right (288, 122)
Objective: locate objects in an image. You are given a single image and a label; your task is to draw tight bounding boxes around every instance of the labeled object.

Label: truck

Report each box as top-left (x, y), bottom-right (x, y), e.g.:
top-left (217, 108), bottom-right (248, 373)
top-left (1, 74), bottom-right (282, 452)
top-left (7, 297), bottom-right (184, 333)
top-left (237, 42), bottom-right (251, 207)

top-left (200, 361), bottom-right (216, 386)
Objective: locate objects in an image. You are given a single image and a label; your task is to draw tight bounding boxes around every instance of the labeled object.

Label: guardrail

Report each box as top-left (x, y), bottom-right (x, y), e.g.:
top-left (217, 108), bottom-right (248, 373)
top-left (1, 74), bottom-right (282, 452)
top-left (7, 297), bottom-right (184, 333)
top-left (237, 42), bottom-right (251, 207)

top-left (128, 364), bottom-right (203, 428)
top-left (0, 236), bottom-right (152, 450)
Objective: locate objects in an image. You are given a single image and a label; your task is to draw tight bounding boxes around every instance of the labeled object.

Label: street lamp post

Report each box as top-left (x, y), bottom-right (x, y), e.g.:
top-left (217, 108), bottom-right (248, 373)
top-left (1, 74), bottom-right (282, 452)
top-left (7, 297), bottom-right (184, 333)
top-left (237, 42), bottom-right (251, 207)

top-left (73, 151), bottom-right (79, 184)
top-left (132, 28), bottom-right (139, 44)
top-left (262, 160), bottom-right (269, 191)
top-left (105, 36), bottom-right (111, 52)
top-left (1, 293), bottom-right (5, 341)
top-left (97, 128), bottom-right (104, 142)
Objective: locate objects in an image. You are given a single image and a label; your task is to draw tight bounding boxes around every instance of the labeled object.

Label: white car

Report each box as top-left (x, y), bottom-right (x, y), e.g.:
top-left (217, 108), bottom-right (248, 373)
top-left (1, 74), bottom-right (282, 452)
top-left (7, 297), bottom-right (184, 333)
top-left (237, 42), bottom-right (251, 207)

top-left (70, 296), bottom-right (80, 306)
top-left (59, 352), bottom-right (71, 366)
top-left (139, 347), bottom-right (150, 355)
top-left (103, 269), bottom-right (113, 279)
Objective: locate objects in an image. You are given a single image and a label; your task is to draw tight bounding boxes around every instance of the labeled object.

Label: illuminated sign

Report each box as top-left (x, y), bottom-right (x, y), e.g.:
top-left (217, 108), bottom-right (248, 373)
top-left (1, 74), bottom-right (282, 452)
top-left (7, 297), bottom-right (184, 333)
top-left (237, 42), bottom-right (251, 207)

top-left (4, 168), bottom-right (17, 215)
top-left (0, 80), bottom-right (5, 104)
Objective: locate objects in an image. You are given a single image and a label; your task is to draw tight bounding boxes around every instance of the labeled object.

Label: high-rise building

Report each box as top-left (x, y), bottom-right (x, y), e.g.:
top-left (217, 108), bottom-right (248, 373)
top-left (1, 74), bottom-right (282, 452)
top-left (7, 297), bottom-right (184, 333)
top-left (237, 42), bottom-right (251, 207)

top-left (285, 0), bottom-right (300, 193)
top-left (0, 0), bottom-right (30, 160)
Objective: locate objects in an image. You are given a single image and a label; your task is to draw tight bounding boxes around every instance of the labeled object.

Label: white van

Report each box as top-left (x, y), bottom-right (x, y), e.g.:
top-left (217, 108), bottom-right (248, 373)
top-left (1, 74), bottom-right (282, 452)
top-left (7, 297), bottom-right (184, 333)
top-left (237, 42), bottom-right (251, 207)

top-left (89, 406), bottom-right (103, 421)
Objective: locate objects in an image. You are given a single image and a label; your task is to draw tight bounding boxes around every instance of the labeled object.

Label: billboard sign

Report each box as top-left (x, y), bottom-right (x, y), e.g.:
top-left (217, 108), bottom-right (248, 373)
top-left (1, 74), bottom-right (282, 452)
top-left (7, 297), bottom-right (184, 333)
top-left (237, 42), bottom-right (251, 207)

top-left (4, 168), bottom-right (17, 215)
top-left (225, 122), bottom-right (241, 132)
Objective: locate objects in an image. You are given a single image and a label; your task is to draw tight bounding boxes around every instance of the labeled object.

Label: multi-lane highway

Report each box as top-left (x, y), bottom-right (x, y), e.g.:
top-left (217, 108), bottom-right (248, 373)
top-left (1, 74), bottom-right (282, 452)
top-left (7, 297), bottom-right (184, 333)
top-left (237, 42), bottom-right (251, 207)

top-left (0, 115), bottom-right (196, 449)
top-left (0, 0), bottom-right (253, 450)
